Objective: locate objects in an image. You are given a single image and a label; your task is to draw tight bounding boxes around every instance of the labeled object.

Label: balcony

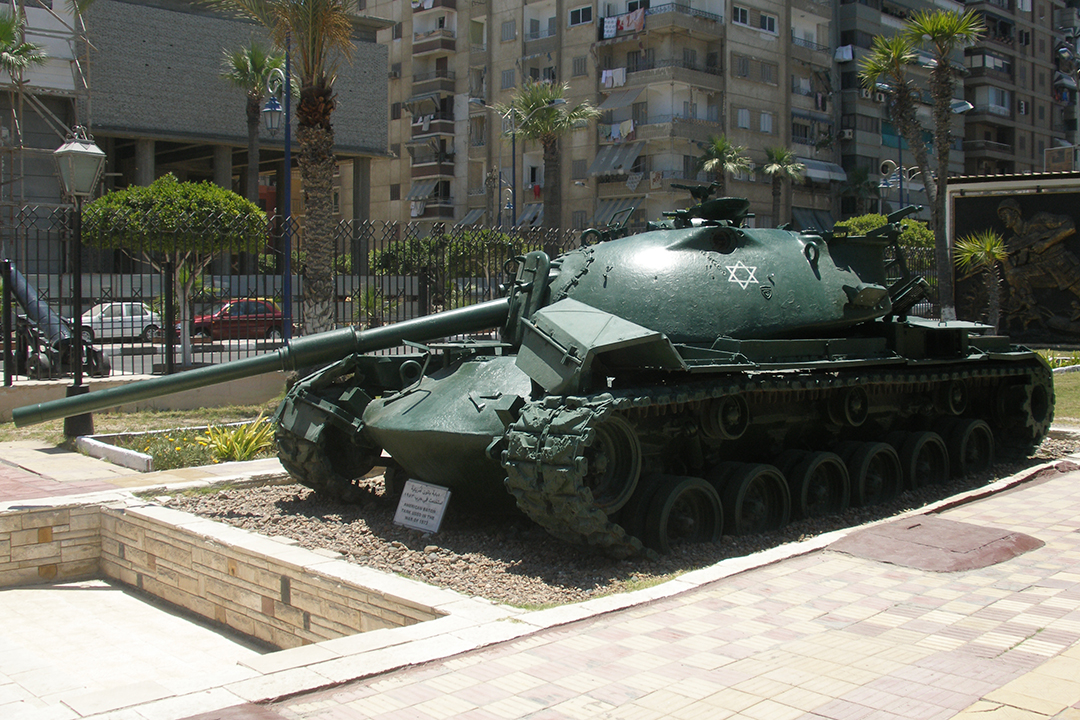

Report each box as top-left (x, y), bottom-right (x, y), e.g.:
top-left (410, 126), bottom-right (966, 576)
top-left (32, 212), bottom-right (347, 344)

top-left (412, 0), bottom-right (456, 12)
top-left (963, 139), bottom-right (1014, 158)
top-left (412, 69), bottom-right (456, 96)
top-left (411, 112), bottom-right (455, 140)
top-left (411, 156), bottom-right (456, 178)
top-left (413, 28), bottom-right (456, 56)
top-left (642, 4), bottom-right (723, 37)
top-left (624, 58), bottom-right (723, 91)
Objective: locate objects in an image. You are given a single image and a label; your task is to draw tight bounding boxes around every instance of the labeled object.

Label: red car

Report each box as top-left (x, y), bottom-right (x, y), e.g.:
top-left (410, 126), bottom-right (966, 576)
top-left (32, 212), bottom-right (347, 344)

top-left (188, 298), bottom-right (284, 340)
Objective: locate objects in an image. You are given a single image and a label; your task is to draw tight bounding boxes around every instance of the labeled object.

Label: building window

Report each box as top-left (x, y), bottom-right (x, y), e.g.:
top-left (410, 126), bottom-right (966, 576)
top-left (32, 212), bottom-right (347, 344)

top-left (390, 143), bottom-right (400, 157)
top-left (572, 159), bottom-right (587, 179)
top-left (760, 62), bottom-right (775, 84)
top-left (543, 66), bottom-right (557, 81)
top-left (792, 122), bottom-right (811, 144)
top-left (569, 6), bottom-right (592, 26)
top-left (501, 20), bottom-right (516, 42)
top-left (391, 102), bottom-right (401, 120)
top-left (759, 111), bottom-right (773, 134)
top-left (733, 6), bottom-right (749, 25)
top-left (501, 68), bottom-right (515, 89)
top-left (759, 13), bottom-right (777, 33)
top-left (390, 184), bottom-right (400, 201)
top-left (733, 54), bottom-right (749, 78)
top-left (392, 22), bottom-right (402, 40)
top-left (736, 107), bottom-right (750, 128)
top-left (573, 56), bottom-right (588, 77)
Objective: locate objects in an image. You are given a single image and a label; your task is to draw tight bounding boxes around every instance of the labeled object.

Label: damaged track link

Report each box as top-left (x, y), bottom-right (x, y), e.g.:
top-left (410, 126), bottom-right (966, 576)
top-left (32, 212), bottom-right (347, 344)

top-left (501, 357), bottom-right (1053, 558)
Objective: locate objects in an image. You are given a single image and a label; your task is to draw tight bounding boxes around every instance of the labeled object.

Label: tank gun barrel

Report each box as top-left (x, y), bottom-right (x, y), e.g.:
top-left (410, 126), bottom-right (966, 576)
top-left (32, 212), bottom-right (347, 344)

top-left (12, 297), bottom-right (511, 427)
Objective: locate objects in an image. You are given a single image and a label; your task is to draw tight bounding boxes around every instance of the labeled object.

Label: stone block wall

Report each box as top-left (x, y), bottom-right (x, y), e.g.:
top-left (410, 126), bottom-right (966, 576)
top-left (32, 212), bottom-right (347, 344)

top-left (0, 503), bottom-right (442, 650)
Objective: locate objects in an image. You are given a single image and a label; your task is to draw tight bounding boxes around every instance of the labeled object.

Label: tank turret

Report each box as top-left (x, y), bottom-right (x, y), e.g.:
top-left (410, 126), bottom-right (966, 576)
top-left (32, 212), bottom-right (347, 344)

top-left (14, 187), bottom-right (1054, 557)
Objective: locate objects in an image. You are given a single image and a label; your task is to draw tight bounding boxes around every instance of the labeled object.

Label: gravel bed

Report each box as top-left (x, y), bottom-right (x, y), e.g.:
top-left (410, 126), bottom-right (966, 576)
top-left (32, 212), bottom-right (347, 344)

top-left (162, 434), bottom-right (1079, 609)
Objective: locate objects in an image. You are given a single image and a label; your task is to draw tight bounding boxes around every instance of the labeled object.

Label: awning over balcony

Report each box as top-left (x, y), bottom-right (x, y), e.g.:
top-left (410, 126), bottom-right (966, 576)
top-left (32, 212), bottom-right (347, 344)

top-left (598, 86), bottom-right (644, 110)
top-left (594, 196), bottom-right (642, 226)
top-left (797, 157), bottom-right (847, 183)
top-left (404, 91), bottom-right (442, 114)
top-left (588, 142), bottom-right (644, 176)
top-left (517, 203), bottom-right (543, 226)
top-left (791, 207), bottom-right (835, 232)
top-left (406, 180), bottom-right (437, 199)
top-left (458, 208), bottom-right (485, 225)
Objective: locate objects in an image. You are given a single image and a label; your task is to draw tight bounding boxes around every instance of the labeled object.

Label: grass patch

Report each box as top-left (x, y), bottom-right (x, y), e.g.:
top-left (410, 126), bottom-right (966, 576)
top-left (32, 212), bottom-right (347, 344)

top-left (1054, 371), bottom-right (1080, 423)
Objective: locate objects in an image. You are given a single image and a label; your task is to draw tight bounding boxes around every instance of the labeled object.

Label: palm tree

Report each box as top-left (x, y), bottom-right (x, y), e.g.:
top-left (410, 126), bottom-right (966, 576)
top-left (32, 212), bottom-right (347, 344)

top-left (907, 9), bottom-right (985, 322)
top-left (954, 229), bottom-right (1007, 332)
top-left (202, 0), bottom-right (357, 335)
top-left (762, 147), bottom-right (804, 225)
top-left (695, 135), bottom-right (750, 197)
top-left (839, 167), bottom-right (880, 216)
top-left (496, 80), bottom-right (600, 229)
top-left (220, 39), bottom-right (285, 204)
top-left (0, 7), bottom-right (47, 80)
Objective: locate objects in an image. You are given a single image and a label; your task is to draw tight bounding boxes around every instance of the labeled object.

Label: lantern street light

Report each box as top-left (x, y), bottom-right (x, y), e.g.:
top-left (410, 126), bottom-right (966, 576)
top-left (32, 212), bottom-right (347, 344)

top-left (53, 125), bottom-right (106, 437)
top-left (263, 35), bottom-right (292, 342)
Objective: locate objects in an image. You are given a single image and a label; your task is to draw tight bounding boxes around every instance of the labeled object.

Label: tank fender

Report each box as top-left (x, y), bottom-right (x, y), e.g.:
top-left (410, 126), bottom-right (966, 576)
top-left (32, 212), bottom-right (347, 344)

top-left (275, 355), bottom-right (375, 443)
top-left (516, 297), bottom-right (686, 394)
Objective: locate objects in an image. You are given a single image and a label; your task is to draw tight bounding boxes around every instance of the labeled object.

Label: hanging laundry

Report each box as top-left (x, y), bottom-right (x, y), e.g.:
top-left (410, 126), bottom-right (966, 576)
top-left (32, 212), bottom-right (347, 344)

top-left (611, 67), bottom-right (626, 87)
top-left (626, 172), bottom-right (643, 191)
top-left (650, 171), bottom-right (663, 189)
top-left (618, 9), bottom-right (644, 33)
top-left (604, 16), bottom-right (617, 39)
top-left (601, 69), bottom-right (614, 88)
top-left (411, 201), bottom-right (426, 217)
top-left (619, 118), bottom-right (635, 141)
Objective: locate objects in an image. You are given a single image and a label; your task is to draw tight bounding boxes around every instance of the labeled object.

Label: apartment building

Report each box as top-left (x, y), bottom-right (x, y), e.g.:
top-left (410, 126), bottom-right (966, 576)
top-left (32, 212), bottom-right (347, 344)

top-left (370, 0), bottom-right (845, 232)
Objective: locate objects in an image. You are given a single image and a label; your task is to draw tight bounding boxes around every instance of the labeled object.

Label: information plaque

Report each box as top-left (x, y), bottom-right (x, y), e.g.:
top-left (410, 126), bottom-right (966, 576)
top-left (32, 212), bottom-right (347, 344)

top-left (393, 479), bottom-right (452, 533)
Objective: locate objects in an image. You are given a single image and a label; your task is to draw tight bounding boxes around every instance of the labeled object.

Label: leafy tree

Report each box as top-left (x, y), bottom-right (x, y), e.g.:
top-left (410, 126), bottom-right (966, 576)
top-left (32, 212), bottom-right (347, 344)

top-left (496, 80), bottom-right (600, 229)
top-left (838, 213), bottom-right (934, 247)
top-left (762, 147), bottom-right (804, 225)
top-left (220, 39), bottom-right (286, 204)
top-left (955, 229), bottom-right (1008, 332)
top-left (695, 135), bottom-right (750, 197)
top-left (860, 10), bottom-right (985, 321)
top-left (81, 174), bottom-right (266, 365)
top-left (0, 7), bottom-right (47, 80)
top-left (202, 0), bottom-right (359, 335)
top-left (839, 167), bottom-right (880, 217)
top-left (370, 228), bottom-right (533, 313)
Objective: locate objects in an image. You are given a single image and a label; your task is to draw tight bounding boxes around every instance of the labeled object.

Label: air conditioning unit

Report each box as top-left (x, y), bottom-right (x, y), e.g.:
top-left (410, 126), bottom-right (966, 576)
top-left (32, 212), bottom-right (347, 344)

top-left (860, 88), bottom-right (872, 99)
top-left (875, 92), bottom-right (887, 103)
top-left (839, 129), bottom-right (854, 140)
top-left (1018, 100), bottom-right (1028, 115)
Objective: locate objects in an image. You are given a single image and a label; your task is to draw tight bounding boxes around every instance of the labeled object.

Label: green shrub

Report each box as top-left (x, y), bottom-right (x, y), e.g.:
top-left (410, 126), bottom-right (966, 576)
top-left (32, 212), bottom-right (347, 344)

top-left (205, 415), bottom-right (276, 462)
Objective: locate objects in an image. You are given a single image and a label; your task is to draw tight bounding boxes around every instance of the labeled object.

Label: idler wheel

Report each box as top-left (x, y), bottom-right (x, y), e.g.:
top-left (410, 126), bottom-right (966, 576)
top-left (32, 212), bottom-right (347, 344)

top-left (995, 372), bottom-right (1054, 449)
top-left (829, 386), bottom-right (869, 427)
top-left (700, 394), bottom-right (750, 440)
top-left (781, 450), bottom-right (850, 520)
top-left (583, 414), bottom-right (641, 514)
top-left (937, 418), bottom-right (995, 477)
top-left (709, 462), bottom-right (790, 536)
top-left (641, 476), bottom-right (723, 554)
top-left (838, 442), bottom-right (902, 507)
top-left (887, 431), bottom-right (949, 489)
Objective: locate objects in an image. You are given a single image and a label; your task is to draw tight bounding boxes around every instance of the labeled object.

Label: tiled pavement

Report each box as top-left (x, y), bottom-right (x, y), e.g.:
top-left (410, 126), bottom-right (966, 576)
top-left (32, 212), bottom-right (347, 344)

top-left (203, 464), bottom-right (1080, 720)
top-left (3, 440), bottom-right (1080, 719)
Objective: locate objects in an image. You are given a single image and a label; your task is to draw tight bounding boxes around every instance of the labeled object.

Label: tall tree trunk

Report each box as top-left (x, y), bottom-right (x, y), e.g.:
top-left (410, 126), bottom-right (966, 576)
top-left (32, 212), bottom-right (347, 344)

top-left (542, 138), bottom-right (560, 229)
top-left (246, 95), bottom-right (261, 204)
top-left (297, 124), bottom-right (337, 335)
top-left (772, 178), bottom-right (781, 225)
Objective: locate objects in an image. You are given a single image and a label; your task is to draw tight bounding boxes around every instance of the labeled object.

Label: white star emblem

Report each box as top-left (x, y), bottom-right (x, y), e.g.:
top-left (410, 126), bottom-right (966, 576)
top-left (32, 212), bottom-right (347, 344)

top-left (726, 261), bottom-right (758, 290)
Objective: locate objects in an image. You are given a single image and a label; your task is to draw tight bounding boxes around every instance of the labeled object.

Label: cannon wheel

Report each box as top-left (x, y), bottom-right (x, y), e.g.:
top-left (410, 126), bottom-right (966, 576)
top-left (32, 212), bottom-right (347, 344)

top-left (275, 424), bottom-right (381, 503)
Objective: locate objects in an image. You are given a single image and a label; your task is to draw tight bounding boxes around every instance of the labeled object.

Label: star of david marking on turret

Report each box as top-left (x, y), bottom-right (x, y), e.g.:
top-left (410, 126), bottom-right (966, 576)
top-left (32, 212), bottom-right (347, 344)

top-left (726, 261), bottom-right (758, 290)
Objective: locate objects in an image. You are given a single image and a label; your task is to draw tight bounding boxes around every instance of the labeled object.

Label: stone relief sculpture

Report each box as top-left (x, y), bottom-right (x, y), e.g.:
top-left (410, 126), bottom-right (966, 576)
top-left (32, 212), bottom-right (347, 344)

top-left (995, 199), bottom-right (1080, 333)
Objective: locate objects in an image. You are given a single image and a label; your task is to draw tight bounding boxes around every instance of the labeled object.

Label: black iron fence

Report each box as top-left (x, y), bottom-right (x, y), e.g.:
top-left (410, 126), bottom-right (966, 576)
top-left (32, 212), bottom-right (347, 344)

top-left (1, 206), bottom-right (939, 384)
top-left (1, 208), bottom-right (579, 382)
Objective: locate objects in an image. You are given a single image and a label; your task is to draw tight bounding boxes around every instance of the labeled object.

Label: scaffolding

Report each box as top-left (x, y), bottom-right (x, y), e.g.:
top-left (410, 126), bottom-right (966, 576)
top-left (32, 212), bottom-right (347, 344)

top-left (0, 0), bottom-right (89, 222)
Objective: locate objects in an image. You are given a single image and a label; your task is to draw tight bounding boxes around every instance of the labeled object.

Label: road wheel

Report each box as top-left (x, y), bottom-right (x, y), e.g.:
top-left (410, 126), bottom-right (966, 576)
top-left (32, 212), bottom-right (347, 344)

top-left (839, 442), bottom-right (902, 507)
top-left (938, 418), bottom-right (995, 477)
top-left (785, 451), bottom-right (849, 520)
top-left (710, 462), bottom-right (790, 536)
top-left (642, 476), bottom-right (723, 554)
top-left (582, 414), bottom-right (641, 514)
top-left (142, 325), bottom-right (162, 341)
top-left (888, 431), bottom-right (949, 489)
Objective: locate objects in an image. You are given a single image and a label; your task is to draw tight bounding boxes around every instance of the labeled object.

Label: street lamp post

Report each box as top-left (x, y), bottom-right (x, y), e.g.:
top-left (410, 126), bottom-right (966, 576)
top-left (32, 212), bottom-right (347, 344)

top-left (263, 35), bottom-right (292, 342)
top-left (53, 125), bottom-right (106, 437)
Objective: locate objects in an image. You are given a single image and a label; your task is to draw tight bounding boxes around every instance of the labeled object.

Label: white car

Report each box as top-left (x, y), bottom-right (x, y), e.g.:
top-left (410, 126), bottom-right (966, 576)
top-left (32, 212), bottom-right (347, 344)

top-left (80, 302), bottom-right (163, 343)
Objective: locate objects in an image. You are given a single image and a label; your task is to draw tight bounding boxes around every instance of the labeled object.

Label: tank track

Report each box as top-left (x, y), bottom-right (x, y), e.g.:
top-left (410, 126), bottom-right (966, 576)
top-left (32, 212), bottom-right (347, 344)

top-left (502, 358), bottom-right (1053, 558)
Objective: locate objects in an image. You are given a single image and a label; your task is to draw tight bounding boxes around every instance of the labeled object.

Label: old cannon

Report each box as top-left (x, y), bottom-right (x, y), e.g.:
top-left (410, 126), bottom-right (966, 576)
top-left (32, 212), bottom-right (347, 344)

top-left (13, 188), bottom-right (1054, 556)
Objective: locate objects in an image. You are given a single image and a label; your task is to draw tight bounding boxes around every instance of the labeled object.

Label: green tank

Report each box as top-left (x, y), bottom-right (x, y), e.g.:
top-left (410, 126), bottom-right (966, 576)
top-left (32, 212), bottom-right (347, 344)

top-left (13, 187), bottom-right (1054, 557)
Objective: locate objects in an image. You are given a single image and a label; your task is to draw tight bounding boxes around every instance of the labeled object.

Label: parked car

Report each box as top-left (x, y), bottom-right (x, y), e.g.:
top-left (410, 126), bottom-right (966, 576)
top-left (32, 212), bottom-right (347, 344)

top-left (186, 298), bottom-right (284, 340)
top-left (80, 302), bottom-right (163, 343)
